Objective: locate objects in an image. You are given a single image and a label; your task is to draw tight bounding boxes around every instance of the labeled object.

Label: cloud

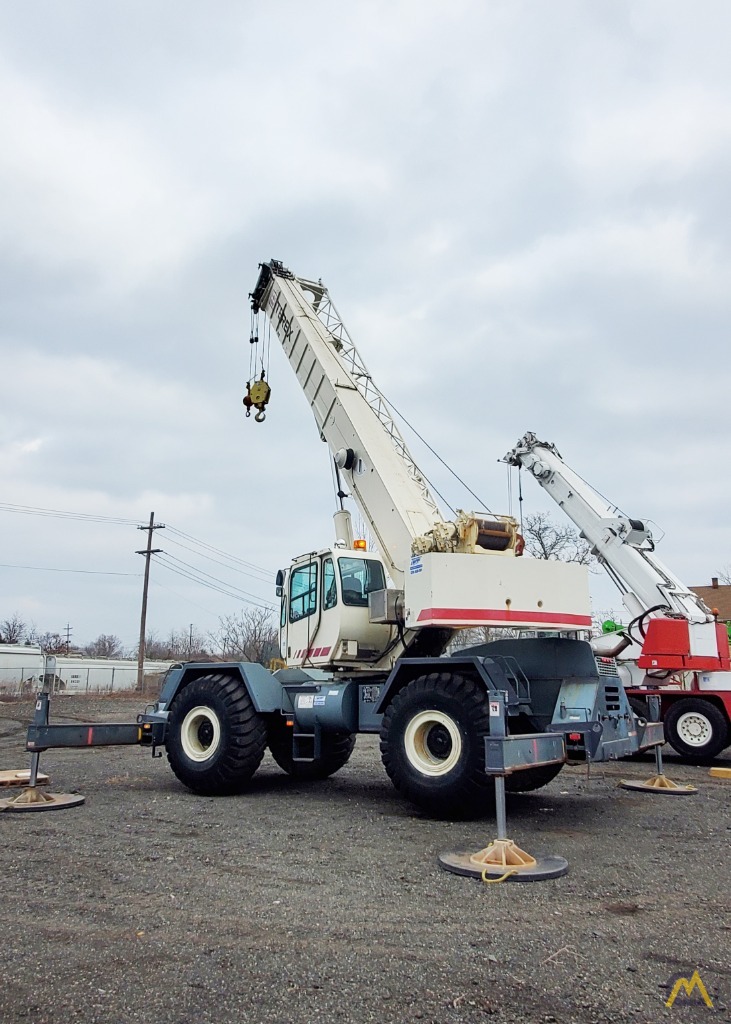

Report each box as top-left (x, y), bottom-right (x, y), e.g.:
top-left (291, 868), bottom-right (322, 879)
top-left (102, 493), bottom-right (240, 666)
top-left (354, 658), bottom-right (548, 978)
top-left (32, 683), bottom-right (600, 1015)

top-left (1, 0), bottom-right (730, 642)
top-left (0, 60), bottom-right (219, 296)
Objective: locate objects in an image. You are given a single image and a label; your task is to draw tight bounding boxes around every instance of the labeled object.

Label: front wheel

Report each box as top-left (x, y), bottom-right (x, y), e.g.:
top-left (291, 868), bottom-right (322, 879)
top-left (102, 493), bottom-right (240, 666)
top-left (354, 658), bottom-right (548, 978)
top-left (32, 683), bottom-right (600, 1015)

top-left (663, 699), bottom-right (730, 761)
top-left (380, 672), bottom-right (493, 817)
top-left (166, 674), bottom-right (267, 795)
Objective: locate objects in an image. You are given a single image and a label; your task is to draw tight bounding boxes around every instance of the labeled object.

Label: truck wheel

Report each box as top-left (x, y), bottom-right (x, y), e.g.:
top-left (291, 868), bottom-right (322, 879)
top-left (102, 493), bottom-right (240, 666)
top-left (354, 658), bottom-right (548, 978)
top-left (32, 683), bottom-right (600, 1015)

top-left (268, 720), bottom-right (356, 779)
top-left (663, 699), bottom-right (730, 761)
top-left (166, 674), bottom-right (267, 795)
top-left (505, 763), bottom-right (564, 792)
top-left (628, 697), bottom-right (649, 722)
top-left (379, 672), bottom-right (493, 817)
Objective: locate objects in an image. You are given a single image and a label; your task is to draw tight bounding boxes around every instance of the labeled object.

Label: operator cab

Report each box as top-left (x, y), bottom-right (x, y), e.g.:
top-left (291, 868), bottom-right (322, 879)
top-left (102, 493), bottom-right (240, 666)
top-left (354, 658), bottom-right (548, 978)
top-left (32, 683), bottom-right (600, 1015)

top-left (277, 547), bottom-right (395, 669)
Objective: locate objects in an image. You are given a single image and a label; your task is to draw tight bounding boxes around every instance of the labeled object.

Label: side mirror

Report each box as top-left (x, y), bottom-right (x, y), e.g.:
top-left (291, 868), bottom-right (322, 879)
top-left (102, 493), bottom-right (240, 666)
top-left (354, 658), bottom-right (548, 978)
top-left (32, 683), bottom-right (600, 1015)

top-left (275, 569), bottom-right (284, 598)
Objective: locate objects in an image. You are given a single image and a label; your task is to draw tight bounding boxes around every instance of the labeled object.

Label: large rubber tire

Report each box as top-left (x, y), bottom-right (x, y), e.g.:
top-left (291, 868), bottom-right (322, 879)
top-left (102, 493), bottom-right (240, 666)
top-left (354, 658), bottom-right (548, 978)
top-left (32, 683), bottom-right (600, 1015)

top-left (663, 698), bottom-right (730, 761)
top-left (504, 762), bottom-right (564, 793)
top-left (268, 720), bottom-right (356, 780)
top-left (380, 672), bottom-right (494, 817)
top-left (166, 674), bottom-right (267, 795)
top-left (628, 697), bottom-right (649, 721)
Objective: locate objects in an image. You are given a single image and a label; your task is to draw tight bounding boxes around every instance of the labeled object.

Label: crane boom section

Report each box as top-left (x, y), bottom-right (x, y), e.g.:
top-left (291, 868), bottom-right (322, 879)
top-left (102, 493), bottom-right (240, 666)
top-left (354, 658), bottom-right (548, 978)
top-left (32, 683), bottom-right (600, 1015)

top-left (505, 433), bottom-right (713, 624)
top-left (251, 261), bottom-right (444, 586)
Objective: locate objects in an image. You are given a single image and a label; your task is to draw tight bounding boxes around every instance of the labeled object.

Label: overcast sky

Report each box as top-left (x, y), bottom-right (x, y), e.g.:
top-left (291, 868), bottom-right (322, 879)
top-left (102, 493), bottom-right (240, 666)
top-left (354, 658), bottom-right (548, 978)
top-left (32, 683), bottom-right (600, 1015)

top-left (1, 1), bottom-right (730, 651)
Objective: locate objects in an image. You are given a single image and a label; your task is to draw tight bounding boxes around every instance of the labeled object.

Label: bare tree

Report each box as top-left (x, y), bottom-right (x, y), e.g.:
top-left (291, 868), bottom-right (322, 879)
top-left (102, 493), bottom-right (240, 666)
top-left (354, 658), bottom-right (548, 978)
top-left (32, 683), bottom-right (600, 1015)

top-left (0, 612), bottom-right (28, 644)
top-left (522, 512), bottom-right (595, 566)
top-left (133, 626), bottom-right (208, 661)
top-left (37, 632), bottom-right (67, 655)
top-left (352, 512), bottom-right (375, 551)
top-left (209, 607), bottom-right (279, 664)
top-left (717, 567), bottom-right (731, 586)
top-left (84, 634), bottom-right (124, 659)
top-left (131, 630), bottom-right (168, 660)
top-left (591, 608), bottom-right (628, 636)
top-left (448, 624), bottom-right (521, 653)
top-left (168, 625), bottom-right (207, 660)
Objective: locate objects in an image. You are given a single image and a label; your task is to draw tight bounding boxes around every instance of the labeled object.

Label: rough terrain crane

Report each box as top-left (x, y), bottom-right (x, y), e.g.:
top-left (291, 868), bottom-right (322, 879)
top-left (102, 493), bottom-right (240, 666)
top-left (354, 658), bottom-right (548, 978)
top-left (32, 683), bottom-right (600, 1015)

top-left (505, 432), bottom-right (731, 760)
top-left (11, 264), bottom-right (664, 818)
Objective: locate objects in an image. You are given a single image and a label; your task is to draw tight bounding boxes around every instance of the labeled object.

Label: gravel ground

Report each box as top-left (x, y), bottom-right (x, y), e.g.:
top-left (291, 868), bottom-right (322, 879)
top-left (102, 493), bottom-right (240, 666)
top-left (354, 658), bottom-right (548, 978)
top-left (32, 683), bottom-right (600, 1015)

top-left (0, 694), bottom-right (730, 1024)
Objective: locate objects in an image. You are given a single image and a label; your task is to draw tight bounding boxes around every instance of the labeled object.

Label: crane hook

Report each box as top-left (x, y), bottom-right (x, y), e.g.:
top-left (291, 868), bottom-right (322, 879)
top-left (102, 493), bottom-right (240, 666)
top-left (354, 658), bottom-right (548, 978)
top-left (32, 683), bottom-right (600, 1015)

top-left (246, 376), bottom-right (272, 423)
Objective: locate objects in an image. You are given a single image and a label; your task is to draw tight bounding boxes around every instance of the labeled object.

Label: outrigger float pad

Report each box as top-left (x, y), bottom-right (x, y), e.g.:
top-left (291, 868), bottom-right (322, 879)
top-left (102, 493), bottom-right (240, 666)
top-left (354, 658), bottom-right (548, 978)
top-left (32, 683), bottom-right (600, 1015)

top-left (438, 838), bottom-right (568, 882)
top-left (709, 767), bottom-right (731, 780)
top-left (0, 769), bottom-right (50, 788)
top-left (0, 786), bottom-right (84, 813)
top-left (620, 774), bottom-right (696, 795)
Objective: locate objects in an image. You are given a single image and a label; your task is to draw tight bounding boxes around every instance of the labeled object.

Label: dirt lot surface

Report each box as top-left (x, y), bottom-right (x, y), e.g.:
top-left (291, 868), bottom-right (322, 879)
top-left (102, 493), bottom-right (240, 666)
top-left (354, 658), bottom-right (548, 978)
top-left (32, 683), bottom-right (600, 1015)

top-left (1, 694), bottom-right (730, 1024)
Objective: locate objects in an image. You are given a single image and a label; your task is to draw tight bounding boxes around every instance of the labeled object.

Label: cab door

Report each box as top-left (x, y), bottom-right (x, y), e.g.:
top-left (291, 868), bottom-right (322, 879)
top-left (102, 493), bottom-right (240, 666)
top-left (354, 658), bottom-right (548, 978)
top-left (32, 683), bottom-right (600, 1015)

top-left (282, 559), bottom-right (319, 663)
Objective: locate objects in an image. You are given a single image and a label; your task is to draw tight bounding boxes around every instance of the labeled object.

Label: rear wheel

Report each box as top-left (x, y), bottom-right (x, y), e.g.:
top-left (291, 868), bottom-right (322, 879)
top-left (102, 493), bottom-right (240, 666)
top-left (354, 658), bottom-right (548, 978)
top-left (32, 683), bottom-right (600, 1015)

top-left (268, 720), bottom-right (356, 779)
top-left (380, 672), bottom-right (493, 817)
top-left (166, 674), bottom-right (267, 795)
top-left (663, 699), bottom-right (729, 761)
top-left (505, 762), bottom-right (564, 792)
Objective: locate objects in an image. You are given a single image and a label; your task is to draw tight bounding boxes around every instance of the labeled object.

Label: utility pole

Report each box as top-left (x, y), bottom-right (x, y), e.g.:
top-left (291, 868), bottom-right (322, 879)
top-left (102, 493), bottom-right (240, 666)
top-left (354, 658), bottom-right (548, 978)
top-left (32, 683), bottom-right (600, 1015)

top-left (188, 623), bottom-right (194, 659)
top-left (64, 623), bottom-right (72, 655)
top-left (136, 512), bottom-right (164, 689)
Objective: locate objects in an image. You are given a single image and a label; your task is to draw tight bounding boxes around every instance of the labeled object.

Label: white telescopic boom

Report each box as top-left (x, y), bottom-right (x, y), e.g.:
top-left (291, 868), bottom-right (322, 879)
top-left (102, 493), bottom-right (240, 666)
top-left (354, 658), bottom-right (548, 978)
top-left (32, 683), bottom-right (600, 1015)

top-left (251, 261), bottom-right (446, 587)
top-left (505, 433), bottom-right (713, 625)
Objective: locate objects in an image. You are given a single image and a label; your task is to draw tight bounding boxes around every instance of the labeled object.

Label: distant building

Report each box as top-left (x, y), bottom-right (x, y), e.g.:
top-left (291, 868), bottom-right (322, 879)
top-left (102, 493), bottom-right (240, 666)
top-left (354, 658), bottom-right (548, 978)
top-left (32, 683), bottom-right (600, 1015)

top-left (691, 577), bottom-right (731, 624)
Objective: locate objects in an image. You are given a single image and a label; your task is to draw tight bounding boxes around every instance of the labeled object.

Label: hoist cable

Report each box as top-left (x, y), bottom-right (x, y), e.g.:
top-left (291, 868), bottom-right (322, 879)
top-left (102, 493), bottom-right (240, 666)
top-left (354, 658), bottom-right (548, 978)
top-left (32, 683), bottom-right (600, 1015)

top-left (385, 398), bottom-right (493, 514)
top-left (248, 308), bottom-right (256, 383)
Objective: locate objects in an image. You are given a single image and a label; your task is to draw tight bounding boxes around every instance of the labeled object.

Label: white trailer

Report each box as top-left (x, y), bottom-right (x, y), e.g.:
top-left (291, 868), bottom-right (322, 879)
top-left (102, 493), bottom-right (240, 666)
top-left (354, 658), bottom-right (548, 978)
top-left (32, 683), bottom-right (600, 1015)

top-left (0, 644), bottom-right (44, 695)
top-left (52, 657), bottom-right (175, 694)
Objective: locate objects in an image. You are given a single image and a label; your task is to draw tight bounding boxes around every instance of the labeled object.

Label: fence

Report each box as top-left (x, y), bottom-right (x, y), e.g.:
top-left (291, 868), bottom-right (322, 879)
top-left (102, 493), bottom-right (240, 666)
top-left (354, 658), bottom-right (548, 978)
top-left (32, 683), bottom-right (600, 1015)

top-left (0, 651), bottom-right (173, 698)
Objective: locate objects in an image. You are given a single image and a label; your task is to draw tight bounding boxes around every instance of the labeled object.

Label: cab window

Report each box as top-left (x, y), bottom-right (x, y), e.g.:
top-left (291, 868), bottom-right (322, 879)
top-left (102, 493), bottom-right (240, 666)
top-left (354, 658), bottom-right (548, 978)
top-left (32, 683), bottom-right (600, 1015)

top-left (290, 562), bottom-right (318, 622)
top-left (323, 558), bottom-right (337, 610)
top-left (338, 557), bottom-right (386, 607)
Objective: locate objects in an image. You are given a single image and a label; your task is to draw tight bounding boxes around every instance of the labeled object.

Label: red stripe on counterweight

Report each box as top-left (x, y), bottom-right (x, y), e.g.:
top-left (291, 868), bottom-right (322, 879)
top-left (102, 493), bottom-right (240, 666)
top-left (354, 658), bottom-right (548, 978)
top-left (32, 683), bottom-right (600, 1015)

top-left (416, 608), bottom-right (592, 626)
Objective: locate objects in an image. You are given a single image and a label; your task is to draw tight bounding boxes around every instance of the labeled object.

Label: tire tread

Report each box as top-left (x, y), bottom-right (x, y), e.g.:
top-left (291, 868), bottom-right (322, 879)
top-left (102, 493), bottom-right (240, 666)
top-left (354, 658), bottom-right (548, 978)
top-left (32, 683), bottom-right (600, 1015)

top-left (166, 673), bottom-right (267, 795)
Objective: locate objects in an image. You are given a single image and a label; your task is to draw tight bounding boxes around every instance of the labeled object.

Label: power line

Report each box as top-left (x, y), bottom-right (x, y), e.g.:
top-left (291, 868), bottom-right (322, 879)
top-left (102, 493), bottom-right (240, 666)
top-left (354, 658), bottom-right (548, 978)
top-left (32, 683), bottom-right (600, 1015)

top-left (149, 577), bottom-right (223, 619)
top-left (161, 552), bottom-right (273, 603)
top-left (153, 555), bottom-right (275, 610)
top-left (158, 553), bottom-right (274, 606)
top-left (165, 526), bottom-right (274, 576)
top-left (162, 534), bottom-right (272, 584)
top-left (0, 500), bottom-right (275, 581)
top-left (0, 563), bottom-right (140, 576)
top-left (385, 399), bottom-right (493, 514)
top-left (155, 558), bottom-right (273, 609)
top-left (0, 502), bottom-right (142, 525)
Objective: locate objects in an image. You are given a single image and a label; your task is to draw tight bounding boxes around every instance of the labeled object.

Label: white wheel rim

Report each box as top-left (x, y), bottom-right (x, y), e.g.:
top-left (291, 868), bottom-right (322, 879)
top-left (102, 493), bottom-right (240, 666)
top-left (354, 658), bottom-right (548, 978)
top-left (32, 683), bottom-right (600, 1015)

top-left (675, 711), bottom-right (712, 748)
top-left (404, 710), bottom-right (462, 776)
top-left (181, 706), bottom-right (222, 762)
